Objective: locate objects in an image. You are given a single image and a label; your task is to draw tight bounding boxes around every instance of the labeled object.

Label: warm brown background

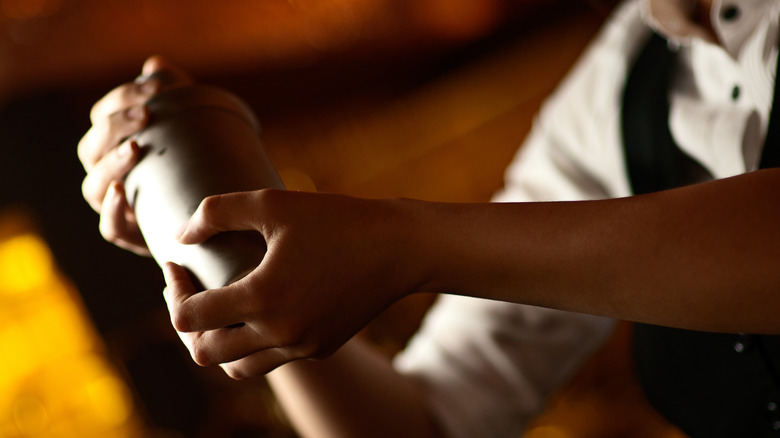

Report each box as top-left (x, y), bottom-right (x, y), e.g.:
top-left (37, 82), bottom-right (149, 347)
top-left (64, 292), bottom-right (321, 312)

top-left (0, 0), bottom-right (688, 436)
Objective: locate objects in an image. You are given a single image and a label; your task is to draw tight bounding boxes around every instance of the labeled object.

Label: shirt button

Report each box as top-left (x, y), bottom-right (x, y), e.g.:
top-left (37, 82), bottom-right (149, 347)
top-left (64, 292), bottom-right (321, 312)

top-left (721, 5), bottom-right (740, 21)
top-left (734, 341), bottom-right (745, 353)
top-left (773, 420), bottom-right (780, 430)
top-left (769, 402), bottom-right (778, 412)
top-left (732, 85), bottom-right (740, 101)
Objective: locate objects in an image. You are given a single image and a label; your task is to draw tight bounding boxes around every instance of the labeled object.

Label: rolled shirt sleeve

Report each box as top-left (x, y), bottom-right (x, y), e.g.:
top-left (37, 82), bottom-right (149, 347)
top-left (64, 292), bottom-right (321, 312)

top-left (393, 2), bottom-right (648, 437)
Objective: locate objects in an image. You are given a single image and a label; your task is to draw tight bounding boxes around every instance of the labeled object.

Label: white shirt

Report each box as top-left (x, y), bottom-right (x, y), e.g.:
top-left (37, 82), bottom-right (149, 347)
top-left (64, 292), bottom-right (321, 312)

top-left (393, 1), bottom-right (780, 437)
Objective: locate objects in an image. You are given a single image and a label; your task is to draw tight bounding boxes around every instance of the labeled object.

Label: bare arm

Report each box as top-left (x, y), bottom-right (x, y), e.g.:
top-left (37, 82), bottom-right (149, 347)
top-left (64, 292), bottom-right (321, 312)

top-left (267, 338), bottom-right (442, 438)
top-left (81, 56), bottom-right (780, 438)
top-left (417, 168), bottom-right (780, 333)
top-left (170, 168), bottom-right (780, 381)
top-left (80, 57), bottom-right (445, 438)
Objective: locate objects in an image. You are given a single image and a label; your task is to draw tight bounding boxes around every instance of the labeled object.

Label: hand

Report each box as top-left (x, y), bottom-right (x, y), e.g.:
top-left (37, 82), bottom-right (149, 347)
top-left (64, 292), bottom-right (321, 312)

top-left (162, 189), bottom-right (427, 379)
top-left (78, 56), bottom-right (193, 255)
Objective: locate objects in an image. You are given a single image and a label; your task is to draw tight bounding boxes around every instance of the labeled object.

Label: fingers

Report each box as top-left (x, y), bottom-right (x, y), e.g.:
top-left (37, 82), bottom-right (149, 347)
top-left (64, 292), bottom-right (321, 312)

top-left (177, 191), bottom-right (272, 244)
top-left (162, 262), bottom-right (296, 371)
top-left (142, 55), bottom-right (169, 76)
top-left (80, 55), bottom-right (191, 171)
top-left (79, 97), bottom-right (152, 172)
top-left (177, 327), bottom-right (295, 377)
top-left (88, 79), bottom-right (159, 129)
top-left (79, 56), bottom-right (195, 256)
top-left (81, 140), bottom-right (140, 212)
top-left (186, 324), bottom-right (281, 368)
top-left (140, 55), bottom-right (194, 87)
top-left (220, 348), bottom-right (294, 380)
top-left (98, 182), bottom-right (151, 256)
top-left (162, 262), bottom-right (252, 332)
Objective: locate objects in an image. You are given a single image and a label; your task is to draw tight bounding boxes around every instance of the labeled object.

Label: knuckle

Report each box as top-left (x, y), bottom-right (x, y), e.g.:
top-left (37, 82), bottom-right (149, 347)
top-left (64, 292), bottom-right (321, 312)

top-left (90, 81), bottom-right (152, 123)
top-left (190, 341), bottom-right (212, 367)
top-left (255, 188), bottom-right (273, 203)
top-left (121, 82), bottom-right (149, 104)
top-left (98, 220), bottom-right (119, 244)
top-left (89, 99), bottom-right (106, 122)
top-left (198, 195), bottom-right (222, 221)
top-left (169, 306), bottom-right (192, 333)
top-left (255, 188), bottom-right (282, 208)
top-left (81, 178), bottom-right (100, 212)
top-left (76, 134), bottom-right (92, 167)
top-left (90, 84), bottom-right (128, 121)
top-left (78, 127), bottom-right (105, 170)
top-left (111, 106), bottom-right (145, 132)
top-left (222, 365), bottom-right (249, 381)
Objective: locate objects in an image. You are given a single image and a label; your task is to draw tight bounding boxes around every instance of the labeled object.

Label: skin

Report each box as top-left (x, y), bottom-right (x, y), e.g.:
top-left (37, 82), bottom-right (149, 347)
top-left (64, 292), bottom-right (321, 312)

top-left (161, 172), bottom-right (780, 362)
top-left (81, 57), bottom-right (780, 437)
top-left (79, 3), bottom-right (768, 435)
top-left (695, 0), bottom-right (716, 39)
top-left (80, 57), bottom-right (442, 438)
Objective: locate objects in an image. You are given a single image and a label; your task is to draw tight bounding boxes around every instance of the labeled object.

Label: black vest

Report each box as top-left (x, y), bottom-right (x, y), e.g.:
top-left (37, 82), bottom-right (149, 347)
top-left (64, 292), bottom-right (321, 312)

top-left (623, 33), bottom-right (780, 437)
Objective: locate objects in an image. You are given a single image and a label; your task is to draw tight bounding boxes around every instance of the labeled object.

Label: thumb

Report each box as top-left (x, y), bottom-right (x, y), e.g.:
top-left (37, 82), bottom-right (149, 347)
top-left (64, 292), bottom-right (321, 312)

top-left (176, 192), bottom-right (267, 245)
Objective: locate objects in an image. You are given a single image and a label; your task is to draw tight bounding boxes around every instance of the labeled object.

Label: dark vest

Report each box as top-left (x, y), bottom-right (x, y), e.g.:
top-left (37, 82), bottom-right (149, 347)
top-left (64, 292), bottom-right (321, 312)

top-left (623, 33), bottom-right (780, 437)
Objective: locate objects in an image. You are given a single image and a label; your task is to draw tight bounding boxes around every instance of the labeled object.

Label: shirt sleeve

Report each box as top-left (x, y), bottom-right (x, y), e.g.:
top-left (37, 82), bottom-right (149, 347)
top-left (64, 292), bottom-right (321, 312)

top-left (393, 2), bottom-right (650, 437)
top-left (394, 298), bottom-right (616, 438)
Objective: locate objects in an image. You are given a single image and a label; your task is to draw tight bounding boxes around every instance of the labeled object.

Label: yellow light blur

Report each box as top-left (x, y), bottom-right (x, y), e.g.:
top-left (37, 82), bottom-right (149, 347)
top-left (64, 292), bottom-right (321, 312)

top-left (11, 396), bottom-right (48, 435)
top-left (0, 234), bottom-right (54, 295)
top-left (0, 211), bottom-right (147, 437)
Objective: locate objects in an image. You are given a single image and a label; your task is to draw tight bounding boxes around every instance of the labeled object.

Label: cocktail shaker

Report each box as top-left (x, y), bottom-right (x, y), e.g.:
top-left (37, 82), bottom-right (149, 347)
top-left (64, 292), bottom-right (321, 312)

top-left (124, 80), bottom-right (284, 290)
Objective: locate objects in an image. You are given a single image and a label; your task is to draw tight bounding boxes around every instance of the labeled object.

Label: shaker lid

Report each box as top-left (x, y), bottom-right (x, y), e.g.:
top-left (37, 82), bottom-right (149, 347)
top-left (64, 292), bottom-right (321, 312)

top-left (144, 84), bottom-right (261, 134)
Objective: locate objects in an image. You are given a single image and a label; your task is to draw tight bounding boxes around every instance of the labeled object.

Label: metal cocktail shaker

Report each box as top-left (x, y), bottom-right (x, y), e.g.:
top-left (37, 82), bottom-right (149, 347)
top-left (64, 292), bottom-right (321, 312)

top-left (124, 81), bottom-right (284, 290)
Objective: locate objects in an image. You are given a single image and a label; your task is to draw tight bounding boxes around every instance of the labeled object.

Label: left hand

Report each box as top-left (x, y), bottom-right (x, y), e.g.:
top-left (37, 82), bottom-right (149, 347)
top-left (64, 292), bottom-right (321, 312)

top-left (162, 189), bottom-right (428, 379)
top-left (78, 56), bottom-right (193, 255)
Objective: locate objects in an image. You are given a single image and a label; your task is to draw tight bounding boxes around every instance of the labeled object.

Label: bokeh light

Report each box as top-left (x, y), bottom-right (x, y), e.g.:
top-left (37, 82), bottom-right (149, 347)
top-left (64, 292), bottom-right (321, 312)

top-left (0, 211), bottom-right (146, 438)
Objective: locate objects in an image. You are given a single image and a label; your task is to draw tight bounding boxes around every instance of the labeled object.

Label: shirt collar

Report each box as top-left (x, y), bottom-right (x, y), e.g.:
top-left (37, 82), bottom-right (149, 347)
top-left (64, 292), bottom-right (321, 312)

top-left (642, 0), bottom-right (780, 57)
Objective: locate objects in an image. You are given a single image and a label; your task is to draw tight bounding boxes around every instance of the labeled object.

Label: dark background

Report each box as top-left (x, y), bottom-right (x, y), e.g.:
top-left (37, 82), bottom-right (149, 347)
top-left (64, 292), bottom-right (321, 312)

top-left (0, 1), bottom-right (683, 437)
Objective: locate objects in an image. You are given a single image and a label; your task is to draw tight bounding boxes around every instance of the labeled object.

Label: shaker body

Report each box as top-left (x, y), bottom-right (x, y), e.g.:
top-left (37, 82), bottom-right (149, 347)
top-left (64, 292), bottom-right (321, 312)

top-left (124, 85), bottom-right (284, 290)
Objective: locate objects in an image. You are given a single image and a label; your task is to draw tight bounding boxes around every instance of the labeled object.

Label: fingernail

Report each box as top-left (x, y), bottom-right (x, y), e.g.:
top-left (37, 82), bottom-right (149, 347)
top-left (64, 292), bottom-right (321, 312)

top-left (126, 105), bottom-right (145, 121)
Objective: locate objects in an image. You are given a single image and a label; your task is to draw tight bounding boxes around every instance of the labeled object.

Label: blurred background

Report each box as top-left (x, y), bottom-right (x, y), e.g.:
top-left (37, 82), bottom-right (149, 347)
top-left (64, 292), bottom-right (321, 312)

top-left (0, 0), bottom-right (688, 437)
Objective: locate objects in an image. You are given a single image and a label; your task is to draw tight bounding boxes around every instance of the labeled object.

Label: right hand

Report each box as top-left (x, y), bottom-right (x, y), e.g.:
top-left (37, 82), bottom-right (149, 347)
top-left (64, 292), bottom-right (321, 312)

top-left (162, 190), bottom-right (428, 378)
top-left (78, 56), bottom-right (193, 255)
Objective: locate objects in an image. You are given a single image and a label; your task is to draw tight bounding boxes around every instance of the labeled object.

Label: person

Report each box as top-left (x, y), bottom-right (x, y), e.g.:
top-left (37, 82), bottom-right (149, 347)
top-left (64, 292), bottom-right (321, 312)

top-left (78, 0), bottom-right (780, 437)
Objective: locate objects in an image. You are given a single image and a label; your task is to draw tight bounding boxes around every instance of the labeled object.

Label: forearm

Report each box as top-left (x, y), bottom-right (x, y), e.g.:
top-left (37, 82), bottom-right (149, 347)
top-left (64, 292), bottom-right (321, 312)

top-left (267, 337), bottom-right (443, 438)
top-left (414, 169), bottom-right (780, 333)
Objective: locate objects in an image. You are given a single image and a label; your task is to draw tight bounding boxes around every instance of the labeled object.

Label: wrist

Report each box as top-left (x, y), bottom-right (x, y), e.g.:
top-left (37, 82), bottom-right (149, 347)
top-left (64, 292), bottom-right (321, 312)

top-left (375, 197), bottom-right (440, 299)
top-left (383, 198), bottom-right (464, 297)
